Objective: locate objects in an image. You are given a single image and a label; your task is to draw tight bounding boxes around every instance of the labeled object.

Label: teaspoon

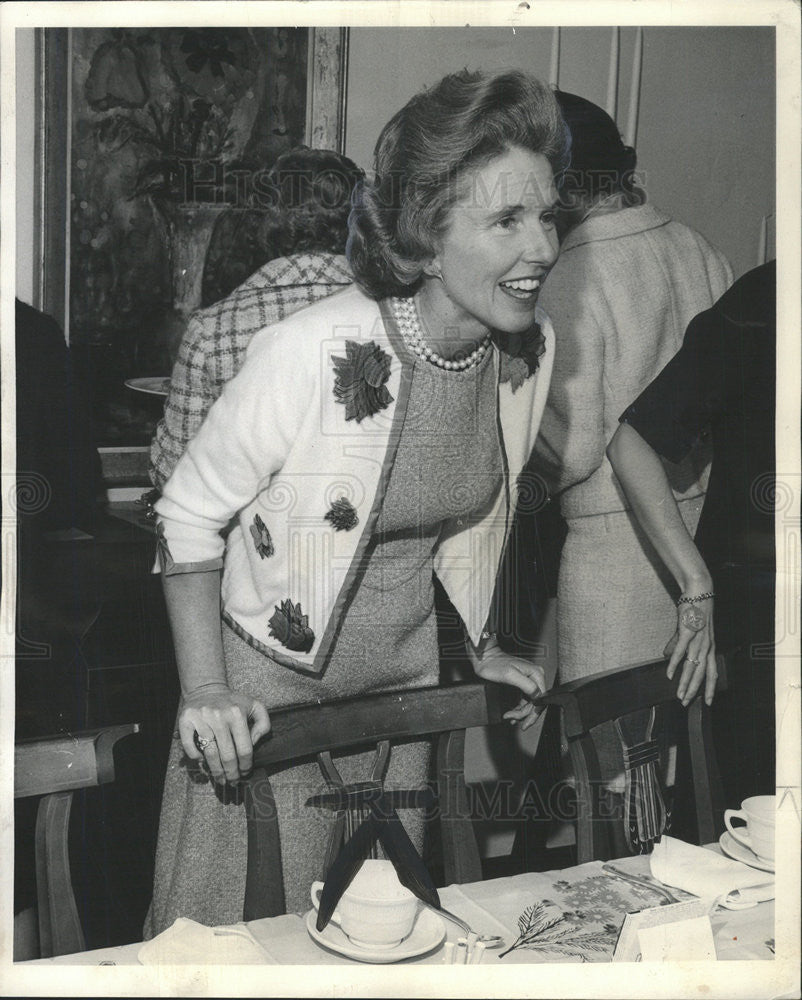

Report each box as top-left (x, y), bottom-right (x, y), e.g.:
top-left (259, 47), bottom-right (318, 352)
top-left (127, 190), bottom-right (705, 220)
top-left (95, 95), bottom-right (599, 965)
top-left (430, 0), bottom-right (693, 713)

top-left (431, 904), bottom-right (505, 948)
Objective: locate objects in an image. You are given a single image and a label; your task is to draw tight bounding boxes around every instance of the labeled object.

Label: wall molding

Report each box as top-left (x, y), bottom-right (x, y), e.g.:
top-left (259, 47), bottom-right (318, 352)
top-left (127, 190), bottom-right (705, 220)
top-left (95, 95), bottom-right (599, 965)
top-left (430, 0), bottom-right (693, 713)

top-left (306, 27), bottom-right (350, 153)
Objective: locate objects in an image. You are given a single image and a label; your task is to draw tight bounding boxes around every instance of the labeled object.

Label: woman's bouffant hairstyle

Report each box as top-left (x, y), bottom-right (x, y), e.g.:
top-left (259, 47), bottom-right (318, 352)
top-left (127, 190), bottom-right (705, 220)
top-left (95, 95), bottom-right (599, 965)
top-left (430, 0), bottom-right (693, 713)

top-left (554, 91), bottom-right (645, 209)
top-left (347, 70), bottom-right (570, 299)
top-left (262, 147), bottom-right (365, 258)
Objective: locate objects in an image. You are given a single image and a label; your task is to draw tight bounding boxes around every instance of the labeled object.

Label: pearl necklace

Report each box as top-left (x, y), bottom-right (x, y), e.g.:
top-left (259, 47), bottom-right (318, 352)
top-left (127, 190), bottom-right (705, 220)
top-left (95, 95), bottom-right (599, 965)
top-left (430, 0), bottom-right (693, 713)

top-left (391, 296), bottom-right (491, 371)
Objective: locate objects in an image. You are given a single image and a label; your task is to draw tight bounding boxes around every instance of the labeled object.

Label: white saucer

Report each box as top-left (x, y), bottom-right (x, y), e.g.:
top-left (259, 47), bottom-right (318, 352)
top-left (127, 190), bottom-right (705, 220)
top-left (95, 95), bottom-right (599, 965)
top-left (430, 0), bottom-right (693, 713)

top-left (305, 907), bottom-right (445, 963)
top-left (719, 831), bottom-right (775, 873)
top-left (125, 377), bottom-right (171, 397)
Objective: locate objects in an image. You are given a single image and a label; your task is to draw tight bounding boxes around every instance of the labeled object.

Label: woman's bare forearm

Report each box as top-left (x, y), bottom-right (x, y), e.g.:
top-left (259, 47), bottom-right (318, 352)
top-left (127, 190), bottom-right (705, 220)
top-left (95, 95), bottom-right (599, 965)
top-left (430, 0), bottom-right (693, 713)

top-left (608, 423), bottom-right (717, 704)
top-left (607, 423), bottom-right (712, 593)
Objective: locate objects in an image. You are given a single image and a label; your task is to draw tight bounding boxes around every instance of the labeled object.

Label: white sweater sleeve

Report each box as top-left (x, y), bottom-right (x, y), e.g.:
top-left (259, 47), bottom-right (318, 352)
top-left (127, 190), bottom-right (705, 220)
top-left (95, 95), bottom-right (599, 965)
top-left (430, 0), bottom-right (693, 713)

top-left (154, 322), bottom-right (310, 568)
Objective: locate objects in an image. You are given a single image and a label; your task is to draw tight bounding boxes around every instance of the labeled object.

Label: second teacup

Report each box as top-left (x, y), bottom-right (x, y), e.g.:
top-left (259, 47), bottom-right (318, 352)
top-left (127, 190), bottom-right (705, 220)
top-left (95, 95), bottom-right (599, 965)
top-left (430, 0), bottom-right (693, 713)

top-left (724, 794), bottom-right (776, 861)
top-left (311, 859), bottom-right (418, 950)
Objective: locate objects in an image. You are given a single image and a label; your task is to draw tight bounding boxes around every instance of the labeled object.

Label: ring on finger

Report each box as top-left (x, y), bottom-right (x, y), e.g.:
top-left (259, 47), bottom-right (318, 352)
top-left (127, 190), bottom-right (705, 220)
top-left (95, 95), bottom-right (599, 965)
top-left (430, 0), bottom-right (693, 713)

top-left (685, 656), bottom-right (700, 666)
top-left (195, 734), bottom-right (217, 753)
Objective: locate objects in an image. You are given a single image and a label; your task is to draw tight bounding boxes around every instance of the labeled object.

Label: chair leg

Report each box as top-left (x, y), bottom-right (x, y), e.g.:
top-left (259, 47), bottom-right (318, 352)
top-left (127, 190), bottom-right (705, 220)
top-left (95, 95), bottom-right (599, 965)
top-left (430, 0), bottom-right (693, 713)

top-left (243, 768), bottom-right (286, 920)
top-left (13, 906), bottom-right (40, 961)
top-left (688, 699), bottom-right (726, 844)
top-left (511, 702), bottom-right (564, 868)
top-left (568, 735), bottom-right (612, 864)
top-left (34, 791), bottom-right (85, 958)
top-left (436, 730), bottom-right (483, 885)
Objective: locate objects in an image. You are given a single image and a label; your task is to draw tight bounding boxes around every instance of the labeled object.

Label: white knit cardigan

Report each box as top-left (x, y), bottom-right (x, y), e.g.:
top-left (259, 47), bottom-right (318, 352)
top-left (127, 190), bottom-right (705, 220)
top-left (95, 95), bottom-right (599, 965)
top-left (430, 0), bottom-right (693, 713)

top-left (155, 284), bottom-right (555, 676)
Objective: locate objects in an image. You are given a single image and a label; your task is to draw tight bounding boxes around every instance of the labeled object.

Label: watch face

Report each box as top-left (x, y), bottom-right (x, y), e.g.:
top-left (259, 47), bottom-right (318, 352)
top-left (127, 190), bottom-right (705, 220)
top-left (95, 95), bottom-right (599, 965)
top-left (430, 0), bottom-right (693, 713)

top-left (680, 605), bottom-right (706, 632)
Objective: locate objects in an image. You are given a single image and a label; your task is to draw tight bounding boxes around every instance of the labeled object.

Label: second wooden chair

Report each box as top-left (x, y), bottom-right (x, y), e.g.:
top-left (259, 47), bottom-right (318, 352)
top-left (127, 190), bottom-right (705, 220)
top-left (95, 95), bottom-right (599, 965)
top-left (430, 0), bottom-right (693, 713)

top-left (533, 656), bottom-right (727, 864)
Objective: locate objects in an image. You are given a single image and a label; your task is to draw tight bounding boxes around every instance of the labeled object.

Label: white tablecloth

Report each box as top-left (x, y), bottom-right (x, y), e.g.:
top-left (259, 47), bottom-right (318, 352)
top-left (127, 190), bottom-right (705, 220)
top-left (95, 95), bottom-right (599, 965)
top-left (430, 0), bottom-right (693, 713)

top-left (23, 851), bottom-right (774, 966)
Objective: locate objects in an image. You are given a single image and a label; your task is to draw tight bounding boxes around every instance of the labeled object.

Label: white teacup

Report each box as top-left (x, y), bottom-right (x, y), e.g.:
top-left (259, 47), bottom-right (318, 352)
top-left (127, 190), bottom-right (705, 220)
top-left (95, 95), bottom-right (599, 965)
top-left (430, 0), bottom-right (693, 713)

top-left (724, 794), bottom-right (776, 861)
top-left (311, 859), bottom-right (418, 950)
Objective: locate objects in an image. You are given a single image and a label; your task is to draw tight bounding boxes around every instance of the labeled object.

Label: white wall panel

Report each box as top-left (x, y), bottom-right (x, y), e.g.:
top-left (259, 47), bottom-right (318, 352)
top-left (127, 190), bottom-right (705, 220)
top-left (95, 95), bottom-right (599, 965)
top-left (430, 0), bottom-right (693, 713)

top-left (345, 25), bottom-right (775, 279)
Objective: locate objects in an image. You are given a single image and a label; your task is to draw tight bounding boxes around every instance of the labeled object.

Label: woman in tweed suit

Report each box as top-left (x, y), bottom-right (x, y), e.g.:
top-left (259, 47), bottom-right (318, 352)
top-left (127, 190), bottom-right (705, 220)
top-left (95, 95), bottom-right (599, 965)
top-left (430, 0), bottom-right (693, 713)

top-left (532, 92), bottom-right (732, 784)
top-left (146, 70), bottom-right (567, 934)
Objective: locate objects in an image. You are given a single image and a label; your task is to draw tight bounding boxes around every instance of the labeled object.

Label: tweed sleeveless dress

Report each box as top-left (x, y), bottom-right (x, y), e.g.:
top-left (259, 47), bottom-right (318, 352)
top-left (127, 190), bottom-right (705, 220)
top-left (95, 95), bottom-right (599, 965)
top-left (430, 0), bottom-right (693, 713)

top-left (144, 331), bottom-right (502, 936)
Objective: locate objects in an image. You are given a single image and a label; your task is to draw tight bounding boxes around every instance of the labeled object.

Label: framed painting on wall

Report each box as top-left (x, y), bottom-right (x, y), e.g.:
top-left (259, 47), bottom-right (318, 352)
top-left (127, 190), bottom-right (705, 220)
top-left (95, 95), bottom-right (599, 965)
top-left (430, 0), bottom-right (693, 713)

top-left (33, 25), bottom-right (348, 473)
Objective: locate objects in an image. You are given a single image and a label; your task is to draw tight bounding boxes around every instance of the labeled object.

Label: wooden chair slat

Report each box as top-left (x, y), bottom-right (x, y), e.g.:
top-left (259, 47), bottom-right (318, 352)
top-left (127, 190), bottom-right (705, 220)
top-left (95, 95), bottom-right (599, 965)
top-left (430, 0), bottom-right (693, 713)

top-left (15, 724), bottom-right (140, 798)
top-left (243, 772), bottom-right (285, 922)
top-left (35, 791), bottom-right (85, 958)
top-left (535, 659), bottom-right (710, 738)
top-left (251, 682), bottom-right (508, 767)
top-left (436, 728), bottom-right (483, 886)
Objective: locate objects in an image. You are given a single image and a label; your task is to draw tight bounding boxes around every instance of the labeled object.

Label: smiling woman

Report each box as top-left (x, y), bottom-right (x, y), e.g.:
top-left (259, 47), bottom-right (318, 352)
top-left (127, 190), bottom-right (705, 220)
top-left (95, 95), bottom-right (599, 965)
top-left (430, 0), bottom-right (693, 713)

top-left (419, 146), bottom-right (559, 351)
top-left (146, 69), bottom-right (570, 936)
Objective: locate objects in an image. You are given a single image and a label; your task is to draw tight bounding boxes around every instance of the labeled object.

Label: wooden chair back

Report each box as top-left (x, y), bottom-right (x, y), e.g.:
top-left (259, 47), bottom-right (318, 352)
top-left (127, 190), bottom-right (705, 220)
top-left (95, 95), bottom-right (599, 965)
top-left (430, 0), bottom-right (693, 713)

top-left (243, 681), bottom-right (513, 921)
top-left (533, 656), bottom-right (727, 864)
top-left (14, 724), bottom-right (140, 958)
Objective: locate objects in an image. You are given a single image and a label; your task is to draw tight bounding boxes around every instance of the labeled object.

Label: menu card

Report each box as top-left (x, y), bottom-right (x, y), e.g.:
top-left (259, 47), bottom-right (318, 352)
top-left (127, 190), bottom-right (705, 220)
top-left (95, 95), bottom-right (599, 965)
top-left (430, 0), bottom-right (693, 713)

top-left (612, 900), bottom-right (715, 962)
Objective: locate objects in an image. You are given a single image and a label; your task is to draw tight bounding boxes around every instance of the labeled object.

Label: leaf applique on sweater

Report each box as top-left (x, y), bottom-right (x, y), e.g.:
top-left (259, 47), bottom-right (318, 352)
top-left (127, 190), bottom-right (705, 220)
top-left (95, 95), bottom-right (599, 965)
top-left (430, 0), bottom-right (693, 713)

top-left (249, 513), bottom-right (274, 559)
top-left (498, 324), bottom-right (546, 392)
top-left (332, 340), bottom-right (394, 421)
top-left (324, 497), bottom-right (359, 531)
top-left (268, 598), bottom-right (315, 653)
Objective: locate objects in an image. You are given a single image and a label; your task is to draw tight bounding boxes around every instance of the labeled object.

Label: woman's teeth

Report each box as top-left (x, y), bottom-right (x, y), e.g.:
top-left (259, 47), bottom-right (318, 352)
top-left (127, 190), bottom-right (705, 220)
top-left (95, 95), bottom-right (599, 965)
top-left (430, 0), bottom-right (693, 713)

top-left (500, 278), bottom-right (540, 296)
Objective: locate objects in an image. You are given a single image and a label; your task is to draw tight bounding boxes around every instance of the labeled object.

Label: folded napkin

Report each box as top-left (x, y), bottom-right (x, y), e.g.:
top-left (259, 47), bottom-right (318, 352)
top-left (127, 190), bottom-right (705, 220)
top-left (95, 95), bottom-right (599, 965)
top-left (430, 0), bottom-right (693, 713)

top-left (650, 836), bottom-right (769, 906)
top-left (138, 917), bottom-right (276, 965)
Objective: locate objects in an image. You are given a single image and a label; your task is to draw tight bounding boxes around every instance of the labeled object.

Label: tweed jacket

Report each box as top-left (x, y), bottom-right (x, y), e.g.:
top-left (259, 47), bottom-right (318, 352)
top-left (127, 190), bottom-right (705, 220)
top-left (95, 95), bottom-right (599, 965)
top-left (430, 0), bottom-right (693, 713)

top-left (533, 205), bottom-right (733, 520)
top-left (149, 252), bottom-right (353, 489)
top-left (155, 284), bottom-right (556, 677)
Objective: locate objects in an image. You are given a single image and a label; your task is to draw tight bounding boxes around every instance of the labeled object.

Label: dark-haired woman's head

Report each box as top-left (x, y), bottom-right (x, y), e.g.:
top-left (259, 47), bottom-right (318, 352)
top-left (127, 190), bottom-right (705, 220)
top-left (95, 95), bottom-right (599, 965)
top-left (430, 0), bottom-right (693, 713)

top-left (553, 91), bottom-right (645, 223)
top-left (347, 70), bottom-right (570, 300)
top-left (262, 147), bottom-right (365, 258)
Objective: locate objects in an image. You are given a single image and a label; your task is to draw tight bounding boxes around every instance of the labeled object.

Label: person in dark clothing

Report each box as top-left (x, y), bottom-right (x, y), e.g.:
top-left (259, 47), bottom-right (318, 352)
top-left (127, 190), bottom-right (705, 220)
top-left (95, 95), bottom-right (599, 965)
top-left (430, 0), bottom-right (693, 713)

top-left (14, 298), bottom-right (105, 736)
top-left (607, 260), bottom-right (776, 804)
top-left (15, 298), bottom-right (103, 534)
top-left (13, 300), bottom-right (106, 956)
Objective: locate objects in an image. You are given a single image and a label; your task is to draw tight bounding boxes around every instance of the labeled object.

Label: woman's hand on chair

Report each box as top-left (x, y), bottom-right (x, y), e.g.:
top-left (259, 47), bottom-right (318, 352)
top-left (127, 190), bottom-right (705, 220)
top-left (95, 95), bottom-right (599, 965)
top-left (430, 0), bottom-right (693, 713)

top-left (472, 643), bottom-right (546, 731)
top-left (177, 684), bottom-right (271, 784)
top-left (664, 595), bottom-right (717, 708)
